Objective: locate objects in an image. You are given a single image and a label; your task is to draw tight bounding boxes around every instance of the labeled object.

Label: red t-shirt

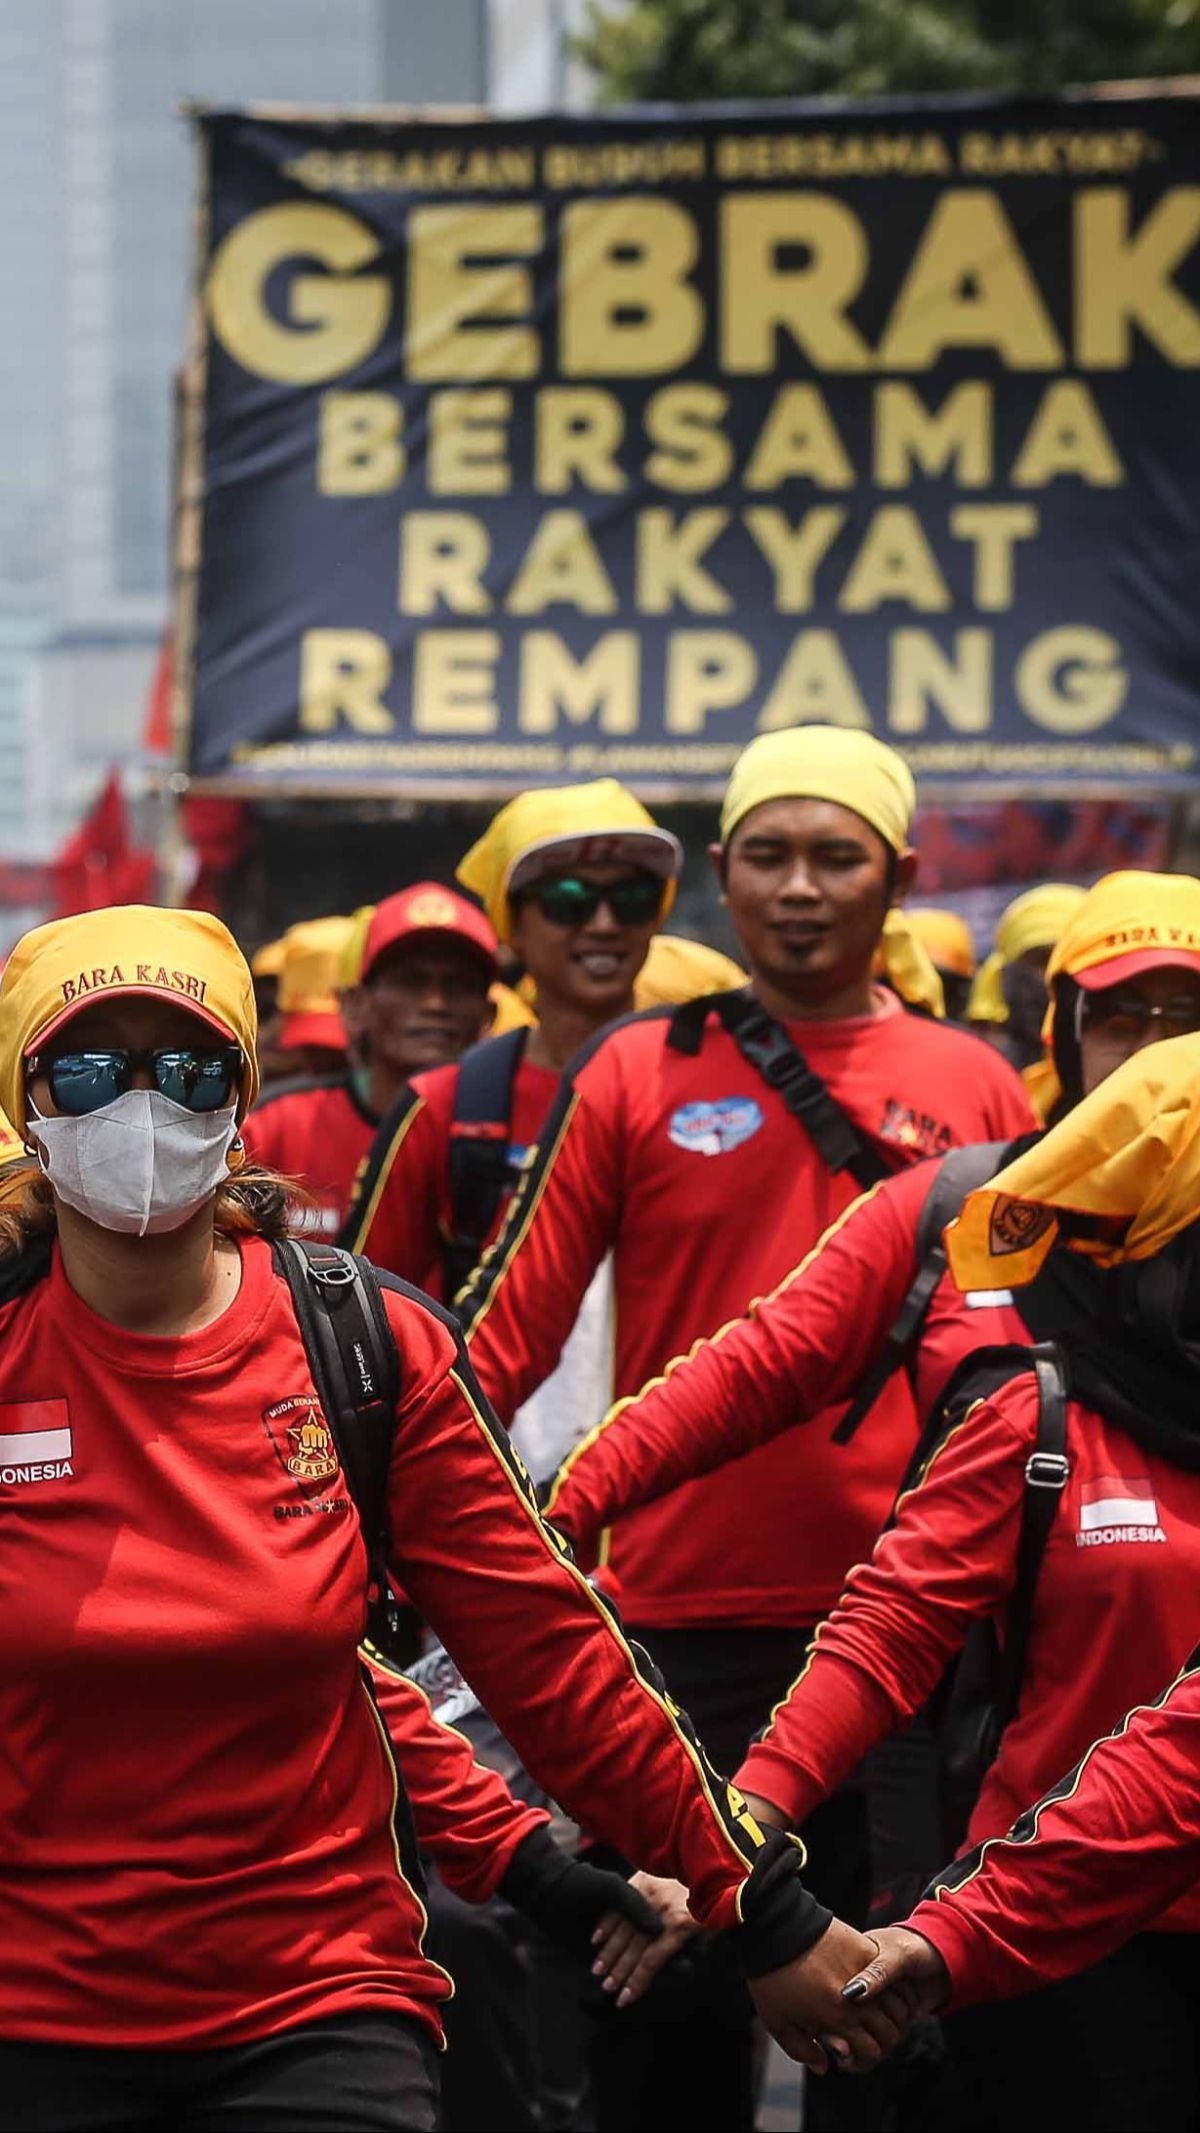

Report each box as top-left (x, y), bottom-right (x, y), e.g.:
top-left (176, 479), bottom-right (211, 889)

top-left (346, 1051), bottom-right (560, 1296)
top-left (911, 1647), bottom-right (1200, 2004)
top-left (462, 994), bottom-right (1034, 1628)
top-left (0, 1236), bottom-right (768, 2049)
top-left (545, 1154), bottom-right (1030, 1559)
top-left (243, 1076), bottom-right (378, 1237)
top-left (739, 1378), bottom-right (1200, 1932)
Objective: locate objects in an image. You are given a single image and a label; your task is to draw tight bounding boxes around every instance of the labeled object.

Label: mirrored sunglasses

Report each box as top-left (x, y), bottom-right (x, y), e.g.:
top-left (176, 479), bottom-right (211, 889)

top-left (28, 1045), bottom-right (244, 1118)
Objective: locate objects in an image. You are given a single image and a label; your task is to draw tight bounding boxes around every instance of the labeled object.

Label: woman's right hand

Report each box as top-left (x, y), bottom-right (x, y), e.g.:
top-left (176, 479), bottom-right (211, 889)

top-left (838, 1924), bottom-right (951, 2025)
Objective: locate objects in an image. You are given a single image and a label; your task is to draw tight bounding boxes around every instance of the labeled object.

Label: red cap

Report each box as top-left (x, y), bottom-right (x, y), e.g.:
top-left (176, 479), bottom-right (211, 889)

top-left (278, 1008), bottom-right (348, 1053)
top-left (359, 884), bottom-right (498, 984)
top-left (1076, 947), bottom-right (1200, 992)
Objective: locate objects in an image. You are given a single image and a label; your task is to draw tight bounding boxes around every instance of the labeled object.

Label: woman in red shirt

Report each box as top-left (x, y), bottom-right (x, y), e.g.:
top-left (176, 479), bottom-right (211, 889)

top-left (0, 902), bottom-right (884, 2133)
top-left (735, 1034), bottom-right (1200, 2133)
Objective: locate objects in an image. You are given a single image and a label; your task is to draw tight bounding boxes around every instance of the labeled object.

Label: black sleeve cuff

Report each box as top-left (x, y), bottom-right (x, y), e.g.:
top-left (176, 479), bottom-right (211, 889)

top-left (497, 1823), bottom-right (565, 1911)
top-left (732, 1827), bottom-right (833, 1979)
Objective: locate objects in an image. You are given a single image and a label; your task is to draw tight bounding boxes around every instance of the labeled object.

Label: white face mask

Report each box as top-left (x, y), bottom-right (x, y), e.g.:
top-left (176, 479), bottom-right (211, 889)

top-left (28, 1089), bottom-right (239, 1237)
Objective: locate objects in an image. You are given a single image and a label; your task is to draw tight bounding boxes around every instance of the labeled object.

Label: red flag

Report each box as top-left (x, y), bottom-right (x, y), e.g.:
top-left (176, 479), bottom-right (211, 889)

top-left (142, 632), bottom-right (173, 758)
top-left (51, 774), bottom-right (156, 918)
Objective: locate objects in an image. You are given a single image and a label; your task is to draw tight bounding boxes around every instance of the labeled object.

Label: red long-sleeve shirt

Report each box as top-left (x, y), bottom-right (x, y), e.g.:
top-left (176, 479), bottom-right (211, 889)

top-left (545, 1156), bottom-right (1027, 1562)
top-left (0, 1235), bottom-right (782, 2051)
top-left (463, 994), bottom-right (1034, 1628)
top-left (243, 1075), bottom-right (378, 1237)
top-left (367, 1656), bottom-right (549, 1905)
top-left (910, 1647), bottom-right (1200, 2004)
top-left (345, 1051), bottom-right (559, 1297)
top-left (738, 1377), bottom-right (1200, 1933)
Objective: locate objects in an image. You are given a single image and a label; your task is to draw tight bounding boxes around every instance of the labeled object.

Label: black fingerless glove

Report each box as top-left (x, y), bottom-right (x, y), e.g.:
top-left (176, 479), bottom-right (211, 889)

top-left (498, 1827), bottom-right (664, 1960)
top-left (732, 1827), bottom-right (833, 1980)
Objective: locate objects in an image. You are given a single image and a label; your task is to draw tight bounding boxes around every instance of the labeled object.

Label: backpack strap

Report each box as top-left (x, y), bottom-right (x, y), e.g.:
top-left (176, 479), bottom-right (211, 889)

top-left (832, 1140), bottom-right (1013, 1445)
top-left (994, 1343), bottom-right (1070, 1735)
top-left (272, 1238), bottom-right (403, 1644)
top-left (445, 1027), bottom-right (529, 1298)
top-left (668, 989), bottom-right (891, 1192)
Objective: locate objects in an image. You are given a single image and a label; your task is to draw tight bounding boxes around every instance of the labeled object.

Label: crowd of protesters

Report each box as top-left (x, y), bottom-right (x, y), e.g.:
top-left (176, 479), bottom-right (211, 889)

top-left (0, 727), bottom-right (1198, 2133)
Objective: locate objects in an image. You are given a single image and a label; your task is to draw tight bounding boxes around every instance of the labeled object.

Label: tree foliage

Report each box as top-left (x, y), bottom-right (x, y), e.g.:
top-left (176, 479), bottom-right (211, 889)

top-left (578, 0), bottom-right (1200, 102)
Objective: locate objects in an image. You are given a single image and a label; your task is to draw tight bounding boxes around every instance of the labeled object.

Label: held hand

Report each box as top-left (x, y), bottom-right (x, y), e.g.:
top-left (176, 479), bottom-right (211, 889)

top-left (750, 1917), bottom-right (907, 2075)
top-left (840, 1924), bottom-right (951, 2023)
top-left (592, 1872), bottom-right (703, 2008)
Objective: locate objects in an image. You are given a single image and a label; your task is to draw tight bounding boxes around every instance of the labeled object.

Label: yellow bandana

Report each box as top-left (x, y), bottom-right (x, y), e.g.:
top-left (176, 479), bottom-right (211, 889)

top-left (968, 884), bottom-right (1087, 1024)
top-left (719, 727), bottom-right (915, 852)
top-left (946, 1032), bottom-right (1200, 1291)
top-left (877, 909), bottom-right (945, 1019)
top-left (458, 780), bottom-right (680, 946)
top-left (1, 905), bottom-right (259, 1133)
top-left (905, 908), bottom-right (976, 982)
top-left (633, 935), bottom-right (747, 1010)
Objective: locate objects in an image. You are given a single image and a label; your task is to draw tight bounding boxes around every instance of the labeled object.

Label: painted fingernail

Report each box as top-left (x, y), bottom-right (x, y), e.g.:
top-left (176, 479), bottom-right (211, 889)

top-left (617, 1989), bottom-right (632, 2008)
top-left (602, 1976), bottom-right (617, 1993)
top-left (592, 1960), bottom-right (604, 1976)
top-left (842, 1979), bottom-right (868, 2001)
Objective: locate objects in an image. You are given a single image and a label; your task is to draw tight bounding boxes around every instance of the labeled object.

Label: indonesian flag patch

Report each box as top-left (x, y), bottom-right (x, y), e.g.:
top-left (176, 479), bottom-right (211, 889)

top-left (0, 1399), bottom-right (73, 1485)
top-left (1077, 1473), bottom-right (1165, 1546)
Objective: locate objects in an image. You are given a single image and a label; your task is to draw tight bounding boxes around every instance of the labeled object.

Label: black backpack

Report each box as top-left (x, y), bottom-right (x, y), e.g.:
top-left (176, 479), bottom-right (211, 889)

top-left (443, 1026), bottom-right (529, 1300)
top-left (902, 1340), bottom-right (1071, 1852)
top-left (833, 1139), bottom-right (1016, 1445)
top-left (0, 1232), bottom-right (408, 1658)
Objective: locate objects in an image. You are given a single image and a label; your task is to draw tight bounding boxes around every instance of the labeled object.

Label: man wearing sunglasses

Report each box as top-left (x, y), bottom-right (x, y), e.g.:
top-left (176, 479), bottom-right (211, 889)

top-left (344, 780), bottom-right (678, 1312)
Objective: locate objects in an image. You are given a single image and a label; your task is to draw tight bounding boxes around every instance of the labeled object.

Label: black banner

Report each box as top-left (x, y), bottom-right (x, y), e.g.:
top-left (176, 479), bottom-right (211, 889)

top-left (184, 95), bottom-right (1200, 795)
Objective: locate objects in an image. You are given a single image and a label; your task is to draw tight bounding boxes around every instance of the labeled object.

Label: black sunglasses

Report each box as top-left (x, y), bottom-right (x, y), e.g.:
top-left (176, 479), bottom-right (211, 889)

top-left (28, 1045), bottom-right (244, 1118)
top-left (516, 875), bottom-right (665, 928)
top-left (1078, 993), bottom-right (1200, 1044)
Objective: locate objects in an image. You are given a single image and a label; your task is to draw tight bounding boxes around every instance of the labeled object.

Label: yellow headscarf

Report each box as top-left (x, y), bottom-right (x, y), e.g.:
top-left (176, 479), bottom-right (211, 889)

top-left (946, 1031), bottom-right (1200, 1291)
top-left (720, 727), bottom-right (915, 853)
top-left (0, 905), bottom-right (259, 1134)
top-left (633, 935), bottom-right (748, 1010)
top-left (968, 884), bottom-right (1086, 1025)
top-left (489, 982), bottom-right (538, 1034)
top-left (1025, 870), bottom-right (1200, 1123)
top-left (905, 908), bottom-right (976, 982)
top-left (877, 910), bottom-right (946, 1019)
top-left (457, 780), bottom-right (681, 947)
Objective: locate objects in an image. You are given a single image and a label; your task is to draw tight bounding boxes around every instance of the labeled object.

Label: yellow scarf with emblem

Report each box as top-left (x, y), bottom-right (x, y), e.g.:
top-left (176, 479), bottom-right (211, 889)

top-left (946, 1031), bottom-right (1200, 1291)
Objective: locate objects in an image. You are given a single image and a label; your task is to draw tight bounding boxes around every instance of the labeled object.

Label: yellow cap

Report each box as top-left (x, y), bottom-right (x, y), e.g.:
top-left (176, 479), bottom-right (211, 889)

top-left (1, 905), bottom-right (259, 1133)
top-left (338, 905), bottom-right (377, 991)
top-left (720, 727), bottom-right (916, 852)
top-left (634, 935), bottom-right (747, 1010)
top-left (276, 917), bottom-right (355, 1018)
top-left (905, 908), bottom-right (976, 982)
top-left (947, 1030), bottom-right (1200, 1290)
top-left (967, 883), bottom-right (1087, 1023)
top-left (250, 936), bottom-right (287, 980)
top-left (1018, 870), bottom-right (1200, 1118)
top-left (1045, 871), bottom-right (1200, 996)
top-left (457, 780), bottom-right (681, 947)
